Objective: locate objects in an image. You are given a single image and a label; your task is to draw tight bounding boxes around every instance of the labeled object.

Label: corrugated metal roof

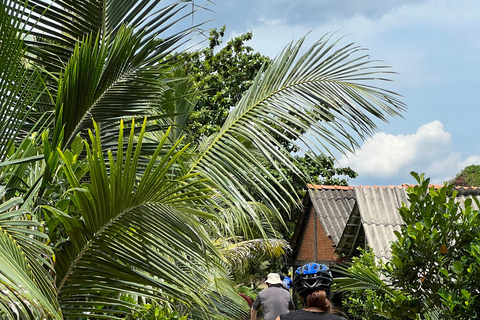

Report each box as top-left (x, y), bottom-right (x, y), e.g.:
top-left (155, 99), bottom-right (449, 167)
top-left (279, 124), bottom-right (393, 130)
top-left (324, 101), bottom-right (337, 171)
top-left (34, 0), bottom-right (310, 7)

top-left (308, 188), bottom-right (355, 245)
top-left (363, 224), bottom-right (401, 261)
top-left (352, 186), bottom-right (408, 261)
top-left (354, 186), bottom-right (407, 226)
top-left (306, 184), bottom-right (480, 263)
top-left (455, 195), bottom-right (480, 210)
top-left (350, 186), bottom-right (480, 261)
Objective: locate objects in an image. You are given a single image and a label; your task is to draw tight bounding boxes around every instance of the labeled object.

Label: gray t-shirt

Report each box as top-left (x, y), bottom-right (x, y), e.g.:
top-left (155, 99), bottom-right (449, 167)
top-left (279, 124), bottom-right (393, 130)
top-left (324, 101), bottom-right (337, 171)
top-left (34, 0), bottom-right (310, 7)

top-left (252, 286), bottom-right (295, 320)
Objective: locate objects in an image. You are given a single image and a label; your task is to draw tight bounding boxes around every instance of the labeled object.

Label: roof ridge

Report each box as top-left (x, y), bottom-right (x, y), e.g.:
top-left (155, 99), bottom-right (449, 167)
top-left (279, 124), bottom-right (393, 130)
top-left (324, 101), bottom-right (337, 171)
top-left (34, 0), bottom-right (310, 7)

top-left (307, 184), bottom-right (354, 190)
top-left (308, 184), bottom-right (480, 191)
top-left (355, 185), bottom-right (406, 189)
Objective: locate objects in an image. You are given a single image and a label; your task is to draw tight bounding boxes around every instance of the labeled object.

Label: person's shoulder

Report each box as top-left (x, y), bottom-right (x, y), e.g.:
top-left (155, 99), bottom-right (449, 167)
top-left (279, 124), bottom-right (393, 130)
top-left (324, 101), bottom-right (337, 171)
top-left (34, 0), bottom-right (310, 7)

top-left (325, 314), bottom-right (347, 319)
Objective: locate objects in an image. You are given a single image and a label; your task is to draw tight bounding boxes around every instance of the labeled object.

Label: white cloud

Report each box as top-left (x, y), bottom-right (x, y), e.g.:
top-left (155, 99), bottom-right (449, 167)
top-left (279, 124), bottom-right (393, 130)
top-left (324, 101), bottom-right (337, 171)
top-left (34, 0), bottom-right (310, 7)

top-left (338, 120), bottom-right (480, 185)
top-left (257, 17), bottom-right (282, 27)
top-left (426, 154), bottom-right (480, 185)
top-left (339, 120), bottom-right (450, 176)
top-left (460, 155), bottom-right (480, 168)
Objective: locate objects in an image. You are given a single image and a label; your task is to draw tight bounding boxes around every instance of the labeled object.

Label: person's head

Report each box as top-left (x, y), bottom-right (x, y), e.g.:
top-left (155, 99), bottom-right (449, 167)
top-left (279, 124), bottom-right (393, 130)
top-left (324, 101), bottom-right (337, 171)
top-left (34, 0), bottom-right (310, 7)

top-left (293, 262), bottom-right (333, 312)
top-left (265, 273), bottom-right (283, 287)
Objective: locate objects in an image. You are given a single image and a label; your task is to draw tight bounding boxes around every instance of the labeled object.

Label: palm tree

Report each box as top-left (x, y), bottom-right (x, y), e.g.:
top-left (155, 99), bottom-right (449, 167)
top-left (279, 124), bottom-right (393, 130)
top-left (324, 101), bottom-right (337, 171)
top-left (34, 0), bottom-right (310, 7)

top-left (0, 0), bottom-right (406, 318)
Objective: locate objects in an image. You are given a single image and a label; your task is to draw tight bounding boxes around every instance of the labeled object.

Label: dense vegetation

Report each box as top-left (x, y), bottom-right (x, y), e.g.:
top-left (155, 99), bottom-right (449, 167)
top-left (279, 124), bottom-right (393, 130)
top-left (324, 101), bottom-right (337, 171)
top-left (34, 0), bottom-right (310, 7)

top-left (181, 27), bottom-right (358, 243)
top-left (452, 165), bottom-right (480, 187)
top-left (337, 173), bottom-right (480, 319)
top-left (0, 0), bottom-right (405, 318)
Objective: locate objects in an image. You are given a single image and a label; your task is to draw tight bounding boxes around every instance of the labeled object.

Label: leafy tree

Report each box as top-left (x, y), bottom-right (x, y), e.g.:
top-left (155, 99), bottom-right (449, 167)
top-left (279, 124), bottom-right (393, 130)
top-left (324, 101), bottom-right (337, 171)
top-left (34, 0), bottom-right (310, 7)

top-left (388, 172), bottom-right (480, 318)
top-left (336, 172), bottom-right (480, 319)
top-left (451, 164), bottom-right (480, 187)
top-left (0, 0), bottom-right (405, 318)
top-left (183, 26), bottom-right (272, 140)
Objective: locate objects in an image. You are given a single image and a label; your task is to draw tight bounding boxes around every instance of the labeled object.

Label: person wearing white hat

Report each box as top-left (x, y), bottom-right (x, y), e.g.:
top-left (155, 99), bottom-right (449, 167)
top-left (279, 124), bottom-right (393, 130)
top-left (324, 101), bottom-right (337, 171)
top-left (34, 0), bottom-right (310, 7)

top-left (251, 273), bottom-right (295, 320)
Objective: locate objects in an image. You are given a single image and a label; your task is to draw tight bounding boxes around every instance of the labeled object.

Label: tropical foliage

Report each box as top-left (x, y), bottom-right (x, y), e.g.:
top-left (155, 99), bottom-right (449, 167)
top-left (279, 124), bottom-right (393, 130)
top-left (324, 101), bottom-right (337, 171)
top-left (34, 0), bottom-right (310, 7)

top-left (181, 27), bottom-right (358, 245)
top-left (0, 0), bottom-right (405, 318)
top-left (182, 26), bottom-right (272, 140)
top-left (335, 172), bottom-right (480, 319)
top-left (339, 249), bottom-right (386, 320)
top-left (451, 164), bottom-right (480, 187)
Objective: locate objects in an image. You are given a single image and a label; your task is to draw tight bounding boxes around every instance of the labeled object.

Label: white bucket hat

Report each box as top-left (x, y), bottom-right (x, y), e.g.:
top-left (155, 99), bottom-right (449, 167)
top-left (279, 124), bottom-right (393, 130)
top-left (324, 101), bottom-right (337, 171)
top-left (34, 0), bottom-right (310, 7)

top-left (265, 273), bottom-right (282, 285)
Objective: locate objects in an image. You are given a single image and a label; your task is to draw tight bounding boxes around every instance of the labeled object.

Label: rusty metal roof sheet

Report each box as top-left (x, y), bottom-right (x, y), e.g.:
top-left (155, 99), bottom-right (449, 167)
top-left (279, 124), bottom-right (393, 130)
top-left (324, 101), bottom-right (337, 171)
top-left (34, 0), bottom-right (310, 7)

top-left (308, 188), bottom-right (355, 245)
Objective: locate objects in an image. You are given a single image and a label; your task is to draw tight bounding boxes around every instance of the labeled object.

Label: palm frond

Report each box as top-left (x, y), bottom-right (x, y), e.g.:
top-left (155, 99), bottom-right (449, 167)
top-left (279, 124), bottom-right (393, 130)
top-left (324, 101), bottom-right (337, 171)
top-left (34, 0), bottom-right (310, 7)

top-left (8, 0), bottom-right (199, 150)
top-left (0, 192), bottom-right (61, 319)
top-left (222, 238), bottom-right (289, 262)
top-left (2, 135), bottom-right (44, 200)
top-left (190, 33), bottom-right (406, 222)
top-left (221, 238), bottom-right (289, 282)
top-left (183, 267), bottom-right (251, 320)
top-left (333, 264), bottom-right (437, 319)
top-left (21, 0), bottom-right (195, 73)
top-left (54, 24), bottom-right (184, 148)
top-left (47, 119), bottom-right (227, 318)
top-left (333, 263), bottom-right (396, 297)
top-left (188, 292), bottom-right (249, 320)
top-left (154, 66), bottom-right (200, 143)
top-left (0, 1), bottom-right (46, 162)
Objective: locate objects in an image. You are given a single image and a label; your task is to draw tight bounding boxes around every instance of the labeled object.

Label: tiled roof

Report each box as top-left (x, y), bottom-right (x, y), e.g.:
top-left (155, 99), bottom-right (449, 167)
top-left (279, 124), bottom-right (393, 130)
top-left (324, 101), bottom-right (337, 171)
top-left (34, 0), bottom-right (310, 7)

top-left (454, 187), bottom-right (480, 197)
top-left (307, 184), bottom-right (354, 191)
top-left (308, 188), bottom-right (355, 245)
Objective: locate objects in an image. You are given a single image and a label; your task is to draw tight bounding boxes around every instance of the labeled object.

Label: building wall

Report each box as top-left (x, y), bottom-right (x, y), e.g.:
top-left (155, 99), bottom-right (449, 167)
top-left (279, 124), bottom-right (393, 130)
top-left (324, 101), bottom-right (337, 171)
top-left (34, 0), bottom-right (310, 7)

top-left (296, 206), bottom-right (337, 263)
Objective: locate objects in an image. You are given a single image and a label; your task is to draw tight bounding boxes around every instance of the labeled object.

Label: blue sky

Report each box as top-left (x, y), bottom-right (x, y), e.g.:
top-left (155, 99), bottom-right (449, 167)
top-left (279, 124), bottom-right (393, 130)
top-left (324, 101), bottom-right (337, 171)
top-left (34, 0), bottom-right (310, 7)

top-left (187, 0), bottom-right (480, 186)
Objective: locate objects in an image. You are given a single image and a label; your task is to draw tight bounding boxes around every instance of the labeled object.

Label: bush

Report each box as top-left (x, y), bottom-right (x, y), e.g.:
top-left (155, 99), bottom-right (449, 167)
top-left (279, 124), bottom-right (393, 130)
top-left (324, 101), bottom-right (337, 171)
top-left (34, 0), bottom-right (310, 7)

top-left (341, 248), bottom-right (386, 320)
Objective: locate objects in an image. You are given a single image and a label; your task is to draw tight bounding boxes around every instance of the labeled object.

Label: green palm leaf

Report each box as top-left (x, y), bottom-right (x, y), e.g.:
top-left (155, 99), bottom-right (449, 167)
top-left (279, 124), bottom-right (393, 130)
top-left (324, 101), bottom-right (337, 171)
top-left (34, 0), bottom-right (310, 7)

top-left (190, 33), bottom-right (406, 219)
top-left (47, 119), bottom-right (226, 318)
top-left (0, 1), bottom-right (46, 162)
top-left (21, 0), bottom-right (194, 73)
top-left (334, 264), bottom-right (440, 319)
top-left (55, 23), bottom-right (196, 148)
top-left (56, 26), bottom-right (162, 147)
top-left (333, 263), bottom-right (396, 296)
top-left (221, 238), bottom-right (289, 282)
top-left (179, 265), bottom-right (251, 320)
top-left (11, 0), bottom-right (198, 149)
top-left (0, 193), bottom-right (61, 319)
